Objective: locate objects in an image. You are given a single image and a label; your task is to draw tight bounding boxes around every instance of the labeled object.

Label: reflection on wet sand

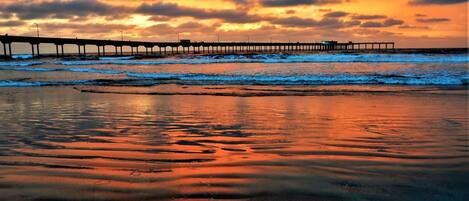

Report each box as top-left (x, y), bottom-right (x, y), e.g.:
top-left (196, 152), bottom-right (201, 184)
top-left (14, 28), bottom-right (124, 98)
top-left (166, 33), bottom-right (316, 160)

top-left (0, 87), bottom-right (467, 201)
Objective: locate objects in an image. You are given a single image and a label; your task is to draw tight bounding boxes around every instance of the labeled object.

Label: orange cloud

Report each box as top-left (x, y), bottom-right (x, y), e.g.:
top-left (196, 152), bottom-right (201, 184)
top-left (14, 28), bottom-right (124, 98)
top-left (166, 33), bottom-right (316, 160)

top-left (0, 0), bottom-right (466, 48)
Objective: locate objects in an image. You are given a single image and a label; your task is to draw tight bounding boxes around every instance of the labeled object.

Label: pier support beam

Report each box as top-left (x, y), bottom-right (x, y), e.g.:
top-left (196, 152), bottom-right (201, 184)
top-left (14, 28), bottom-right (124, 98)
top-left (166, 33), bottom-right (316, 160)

top-left (1, 42), bottom-right (5, 58)
top-left (36, 43), bottom-right (40, 57)
top-left (31, 43), bottom-right (35, 57)
top-left (8, 43), bottom-right (12, 58)
top-left (55, 44), bottom-right (59, 57)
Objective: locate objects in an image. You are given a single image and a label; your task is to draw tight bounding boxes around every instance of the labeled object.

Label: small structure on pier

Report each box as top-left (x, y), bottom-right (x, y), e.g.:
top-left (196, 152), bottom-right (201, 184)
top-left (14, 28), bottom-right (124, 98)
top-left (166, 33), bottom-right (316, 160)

top-left (321, 41), bottom-right (338, 45)
top-left (180, 39), bottom-right (191, 44)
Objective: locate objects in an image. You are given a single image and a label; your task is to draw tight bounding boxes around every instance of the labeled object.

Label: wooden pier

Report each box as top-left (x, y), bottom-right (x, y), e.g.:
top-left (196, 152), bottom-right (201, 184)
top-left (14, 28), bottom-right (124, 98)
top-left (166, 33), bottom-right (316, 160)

top-left (0, 35), bottom-right (395, 59)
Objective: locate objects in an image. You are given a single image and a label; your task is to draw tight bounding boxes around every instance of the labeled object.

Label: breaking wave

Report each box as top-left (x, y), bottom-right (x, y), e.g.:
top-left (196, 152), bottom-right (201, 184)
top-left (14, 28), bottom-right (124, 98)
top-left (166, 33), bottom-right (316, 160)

top-left (11, 54), bottom-right (34, 59)
top-left (1, 53), bottom-right (467, 67)
top-left (0, 80), bottom-right (93, 87)
top-left (50, 53), bottom-right (469, 66)
top-left (1, 71), bottom-right (467, 87)
top-left (99, 56), bottom-right (135, 60)
top-left (0, 61), bottom-right (44, 66)
top-left (0, 66), bottom-right (124, 74)
top-left (1, 53), bottom-right (467, 87)
top-left (125, 72), bottom-right (469, 85)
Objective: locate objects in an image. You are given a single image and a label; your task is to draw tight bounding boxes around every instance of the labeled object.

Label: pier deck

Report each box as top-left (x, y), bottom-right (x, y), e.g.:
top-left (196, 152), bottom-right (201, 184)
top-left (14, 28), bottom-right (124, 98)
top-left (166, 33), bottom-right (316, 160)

top-left (0, 35), bottom-right (395, 58)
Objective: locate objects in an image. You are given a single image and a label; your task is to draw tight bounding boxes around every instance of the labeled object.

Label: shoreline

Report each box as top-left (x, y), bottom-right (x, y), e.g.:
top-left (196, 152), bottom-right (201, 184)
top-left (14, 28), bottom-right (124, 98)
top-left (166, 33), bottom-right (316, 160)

top-left (2, 84), bottom-right (466, 97)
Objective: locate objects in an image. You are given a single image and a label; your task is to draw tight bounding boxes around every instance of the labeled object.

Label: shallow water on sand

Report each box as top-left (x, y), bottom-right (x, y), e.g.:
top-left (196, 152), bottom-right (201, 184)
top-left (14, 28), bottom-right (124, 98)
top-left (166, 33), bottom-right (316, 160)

top-left (0, 87), bottom-right (467, 201)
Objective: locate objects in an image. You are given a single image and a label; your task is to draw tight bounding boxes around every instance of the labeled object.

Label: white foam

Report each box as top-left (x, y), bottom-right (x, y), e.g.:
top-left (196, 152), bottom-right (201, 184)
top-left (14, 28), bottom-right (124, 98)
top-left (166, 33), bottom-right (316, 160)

top-left (0, 66), bottom-right (123, 74)
top-left (0, 80), bottom-right (95, 87)
top-left (11, 54), bottom-right (33, 59)
top-left (67, 68), bottom-right (124, 74)
top-left (0, 80), bottom-right (44, 87)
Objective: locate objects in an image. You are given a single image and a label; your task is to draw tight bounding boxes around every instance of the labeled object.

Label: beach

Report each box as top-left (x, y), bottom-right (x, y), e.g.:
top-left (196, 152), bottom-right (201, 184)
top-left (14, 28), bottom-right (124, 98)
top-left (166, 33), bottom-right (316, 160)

top-left (0, 52), bottom-right (468, 200)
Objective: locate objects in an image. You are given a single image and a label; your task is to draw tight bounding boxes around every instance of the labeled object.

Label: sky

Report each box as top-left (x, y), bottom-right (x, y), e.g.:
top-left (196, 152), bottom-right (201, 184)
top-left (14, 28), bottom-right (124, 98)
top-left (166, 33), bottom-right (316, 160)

top-left (0, 0), bottom-right (467, 48)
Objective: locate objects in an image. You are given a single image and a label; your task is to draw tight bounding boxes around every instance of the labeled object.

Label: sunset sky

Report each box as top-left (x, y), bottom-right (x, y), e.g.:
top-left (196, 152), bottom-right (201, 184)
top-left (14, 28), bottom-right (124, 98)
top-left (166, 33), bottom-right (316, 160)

top-left (0, 0), bottom-right (467, 48)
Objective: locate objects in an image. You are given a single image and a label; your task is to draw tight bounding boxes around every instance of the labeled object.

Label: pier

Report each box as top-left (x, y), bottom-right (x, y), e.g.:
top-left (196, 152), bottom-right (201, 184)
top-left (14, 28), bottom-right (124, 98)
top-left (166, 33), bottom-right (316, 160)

top-left (0, 35), bottom-right (395, 59)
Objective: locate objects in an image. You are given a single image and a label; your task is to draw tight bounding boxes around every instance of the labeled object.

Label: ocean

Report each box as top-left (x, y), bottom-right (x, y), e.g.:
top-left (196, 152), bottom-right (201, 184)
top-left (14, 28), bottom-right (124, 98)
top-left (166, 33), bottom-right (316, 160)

top-left (0, 52), bottom-right (468, 201)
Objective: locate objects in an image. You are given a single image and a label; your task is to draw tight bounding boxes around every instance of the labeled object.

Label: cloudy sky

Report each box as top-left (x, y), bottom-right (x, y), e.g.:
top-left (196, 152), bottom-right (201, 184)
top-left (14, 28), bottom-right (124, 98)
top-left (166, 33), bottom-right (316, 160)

top-left (0, 0), bottom-right (467, 48)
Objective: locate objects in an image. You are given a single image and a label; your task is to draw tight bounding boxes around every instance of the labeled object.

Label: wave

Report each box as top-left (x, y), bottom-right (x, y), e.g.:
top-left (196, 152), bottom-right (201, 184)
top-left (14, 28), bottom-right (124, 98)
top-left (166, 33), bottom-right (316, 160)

top-left (126, 72), bottom-right (469, 85)
top-left (3, 73), bottom-right (466, 87)
top-left (0, 66), bottom-right (124, 74)
top-left (53, 53), bottom-right (469, 66)
top-left (0, 80), bottom-right (93, 87)
top-left (0, 61), bottom-right (44, 66)
top-left (1, 66), bottom-right (467, 86)
top-left (99, 56), bottom-right (135, 60)
top-left (11, 54), bottom-right (33, 59)
top-left (196, 53), bottom-right (469, 63)
top-left (0, 78), bottom-right (149, 87)
top-left (1, 53), bottom-right (467, 67)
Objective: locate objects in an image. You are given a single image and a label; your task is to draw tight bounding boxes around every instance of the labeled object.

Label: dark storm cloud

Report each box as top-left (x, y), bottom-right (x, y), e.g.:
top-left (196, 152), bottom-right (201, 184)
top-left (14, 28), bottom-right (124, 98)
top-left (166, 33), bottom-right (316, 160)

top-left (0, 20), bottom-right (25, 26)
top-left (149, 15), bottom-right (171, 22)
top-left (383, 18), bottom-right (405, 26)
top-left (399, 24), bottom-right (430, 29)
top-left (41, 23), bottom-right (136, 33)
top-left (409, 0), bottom-right (468, 4)
top-left (351, 14), bottom-right (387, 20)
top-left (270, 16), bottom-right (360, 28)
top-left (416, 18), bottom-right (451, 22)
top-left (318, 8), bottom-right (332, 12)
top-left (360, 21), bottom-right (383, 27)
top-left (285, 10), bottom-right (297, 14)
top-left (323, 11), bottom-right (349, 18)
top-left (136, 2), bottom-right (262, 23)
top-left (259, 0), bottom-right (342, 7)
top-left (270, 17), bottom-right (315, 27)
top-left (360, 18), bottom-right (404, 27)
top-left (139, 22), bottom-right (216, 37)
top-left (0, 0), bottom-right (129, 20)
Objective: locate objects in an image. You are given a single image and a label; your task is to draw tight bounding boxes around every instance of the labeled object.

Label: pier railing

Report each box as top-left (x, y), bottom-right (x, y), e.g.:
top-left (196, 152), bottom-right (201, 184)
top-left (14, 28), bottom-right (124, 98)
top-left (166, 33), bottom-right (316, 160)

top-left (0, 35), bottom-right (395, 58)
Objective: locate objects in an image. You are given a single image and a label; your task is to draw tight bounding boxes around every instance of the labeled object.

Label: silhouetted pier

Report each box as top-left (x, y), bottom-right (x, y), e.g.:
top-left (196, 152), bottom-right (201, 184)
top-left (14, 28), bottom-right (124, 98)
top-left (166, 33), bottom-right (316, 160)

top-left (0, 35), bottom-right (395, 59)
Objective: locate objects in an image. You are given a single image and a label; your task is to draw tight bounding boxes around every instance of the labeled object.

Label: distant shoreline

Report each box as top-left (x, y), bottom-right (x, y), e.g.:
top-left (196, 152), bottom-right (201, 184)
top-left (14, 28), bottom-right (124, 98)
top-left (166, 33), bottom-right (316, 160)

top-left (0, 48), bottom-right (467, 60)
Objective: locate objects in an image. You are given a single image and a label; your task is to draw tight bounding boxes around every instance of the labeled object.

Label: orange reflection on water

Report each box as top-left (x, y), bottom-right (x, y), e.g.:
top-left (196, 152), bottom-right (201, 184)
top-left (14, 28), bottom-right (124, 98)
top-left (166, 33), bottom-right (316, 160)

top-left (0, 87), bottom-right (467, 200)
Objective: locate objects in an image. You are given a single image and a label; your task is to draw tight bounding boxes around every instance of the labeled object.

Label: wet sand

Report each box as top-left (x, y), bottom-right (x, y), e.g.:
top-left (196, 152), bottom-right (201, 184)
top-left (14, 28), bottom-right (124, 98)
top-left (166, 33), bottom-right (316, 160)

top-left (0, 87), bottom-right (467, 201)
